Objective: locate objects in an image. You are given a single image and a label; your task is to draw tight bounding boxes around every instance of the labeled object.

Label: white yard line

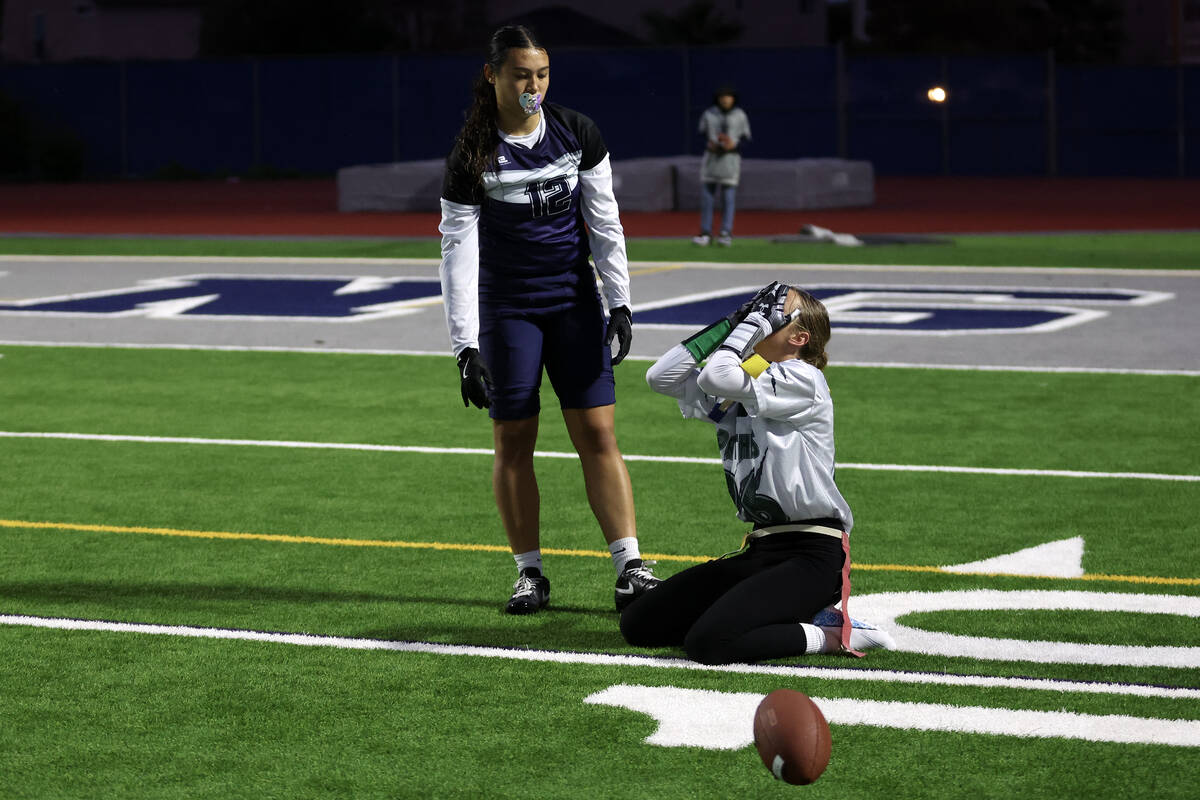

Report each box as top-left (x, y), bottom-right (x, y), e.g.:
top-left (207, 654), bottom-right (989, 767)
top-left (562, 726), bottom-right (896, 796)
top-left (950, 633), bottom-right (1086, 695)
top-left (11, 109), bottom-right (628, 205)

top-left (652, 261), bottom-right (1200, 278)
top-left (0, 255), bottom-right (439, 266)
top-left (2, 254), bottom-right (1198, 278)
top-left (0, 340), bottom-right (442, 357)
top-left (835, 361), bottom-right (1200, 376)
top-left (3, 613), bottom-right (1197, 702)
top-left (586, 685), bottom-right (1200, 750)
top-left (2, 430), bottom-right (1196, 482)
top-left (6, 612), bottom-right (1197, 750)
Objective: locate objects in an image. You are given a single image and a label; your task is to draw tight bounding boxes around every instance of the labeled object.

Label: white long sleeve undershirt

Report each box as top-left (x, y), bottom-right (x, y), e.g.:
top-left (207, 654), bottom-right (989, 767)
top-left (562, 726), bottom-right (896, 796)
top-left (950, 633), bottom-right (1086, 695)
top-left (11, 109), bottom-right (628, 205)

top-left (577, 155), bottom-right (630, 312)
top-left (646, 343), bottom-right (756, 407)
top-left (437, 199), bottom-right (481, 357)
top-left (697, 348), bottom-right (757, 403)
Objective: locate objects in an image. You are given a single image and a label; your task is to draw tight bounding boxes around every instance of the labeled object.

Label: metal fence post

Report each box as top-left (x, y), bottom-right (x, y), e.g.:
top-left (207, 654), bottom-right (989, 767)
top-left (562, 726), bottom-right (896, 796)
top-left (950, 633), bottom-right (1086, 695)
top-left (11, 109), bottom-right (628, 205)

top-left (1178, 63), bottom-right (1186, 178)
top-left (940, 54), bottom-right (949, 174)
top-left (252, 58), bottom-right (261, 170)
top-left (392, 53), bottom-right (401, 163)
top-left (681, 46), bottom-right (692, 155)
top-left (836, 41), bottom-right (847, 159)
top-left (1046, 48), bottom-right (1057, 177)
top-left (119, 60), bottom-right (128, 177)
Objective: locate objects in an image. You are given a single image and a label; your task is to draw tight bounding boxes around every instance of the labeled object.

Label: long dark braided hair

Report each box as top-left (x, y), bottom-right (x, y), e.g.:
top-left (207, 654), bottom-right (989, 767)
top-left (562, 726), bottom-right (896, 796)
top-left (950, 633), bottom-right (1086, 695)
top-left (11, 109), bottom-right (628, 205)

top-left (454, 25), bottom-right (545, 185)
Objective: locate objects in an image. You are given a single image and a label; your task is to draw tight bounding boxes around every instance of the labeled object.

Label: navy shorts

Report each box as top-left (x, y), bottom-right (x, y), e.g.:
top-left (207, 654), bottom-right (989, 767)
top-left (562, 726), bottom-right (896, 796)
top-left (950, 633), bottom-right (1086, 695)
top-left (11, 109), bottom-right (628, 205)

top-left (479, 295), bottom-right (615, 421)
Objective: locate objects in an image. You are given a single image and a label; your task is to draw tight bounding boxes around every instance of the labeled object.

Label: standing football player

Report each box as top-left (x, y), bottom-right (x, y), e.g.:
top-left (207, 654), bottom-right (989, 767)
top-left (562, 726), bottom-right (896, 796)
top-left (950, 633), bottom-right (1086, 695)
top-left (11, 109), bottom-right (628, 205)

top-left (438, 25), bottom-right (660, 615)
top-left (620, 283), bottom-right (894, 664)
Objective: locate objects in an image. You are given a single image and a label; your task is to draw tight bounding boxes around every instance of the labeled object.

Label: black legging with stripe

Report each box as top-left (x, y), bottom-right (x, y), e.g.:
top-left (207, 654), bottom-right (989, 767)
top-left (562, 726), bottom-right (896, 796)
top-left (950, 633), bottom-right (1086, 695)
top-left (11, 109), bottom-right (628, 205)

top-left (619, 532), bottom-right (843, 665)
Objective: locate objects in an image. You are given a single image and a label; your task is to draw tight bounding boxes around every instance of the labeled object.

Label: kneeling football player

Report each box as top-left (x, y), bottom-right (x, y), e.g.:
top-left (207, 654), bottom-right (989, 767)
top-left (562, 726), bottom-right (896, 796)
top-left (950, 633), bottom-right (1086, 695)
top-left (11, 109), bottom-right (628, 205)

top-left (620, 282), bottom-right (894, 664)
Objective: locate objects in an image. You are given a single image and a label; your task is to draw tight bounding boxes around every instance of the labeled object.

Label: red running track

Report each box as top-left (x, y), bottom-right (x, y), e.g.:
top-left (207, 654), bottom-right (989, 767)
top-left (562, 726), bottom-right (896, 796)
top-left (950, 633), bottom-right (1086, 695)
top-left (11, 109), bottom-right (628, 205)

top-left (1, 177), bottom-right (1197, 238)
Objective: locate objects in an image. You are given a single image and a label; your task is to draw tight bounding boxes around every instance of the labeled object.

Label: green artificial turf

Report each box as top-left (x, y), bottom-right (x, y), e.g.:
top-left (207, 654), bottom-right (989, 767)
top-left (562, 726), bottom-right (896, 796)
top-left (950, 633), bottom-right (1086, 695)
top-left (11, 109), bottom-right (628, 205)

top-left (5, 629), bottom-right (1195, 800)
top-left (2, 231), bottom-right (1199, 268)
top-left (1, 347), bottom-right (1195, 474)
top-left (0, 234), bottom-right (1197, 799)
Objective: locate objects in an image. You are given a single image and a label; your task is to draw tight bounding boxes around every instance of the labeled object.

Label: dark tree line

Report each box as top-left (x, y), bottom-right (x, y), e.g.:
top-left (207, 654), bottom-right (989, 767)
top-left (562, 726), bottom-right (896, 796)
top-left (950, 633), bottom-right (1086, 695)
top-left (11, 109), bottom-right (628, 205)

top-left (198, 0), bottom-right (490, 56)
top-left (197, 0), bottom-right (1127, 62)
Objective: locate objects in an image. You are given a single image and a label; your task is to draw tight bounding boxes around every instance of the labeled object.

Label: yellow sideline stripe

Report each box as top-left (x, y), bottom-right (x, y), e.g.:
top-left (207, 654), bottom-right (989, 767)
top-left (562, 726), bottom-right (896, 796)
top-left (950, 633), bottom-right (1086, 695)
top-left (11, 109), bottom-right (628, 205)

top-left (3, 518), bottom-right (1198, 586)
top-left (627, 264), bottom-right (685, 277)
top-left (0, 518), bottom-right (701, 562)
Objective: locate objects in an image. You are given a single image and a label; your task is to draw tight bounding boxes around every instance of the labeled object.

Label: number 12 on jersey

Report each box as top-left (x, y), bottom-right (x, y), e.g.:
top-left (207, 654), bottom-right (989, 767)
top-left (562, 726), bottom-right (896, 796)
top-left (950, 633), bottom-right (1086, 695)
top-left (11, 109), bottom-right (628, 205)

top-left (524, 178), bottom-right (572, 217)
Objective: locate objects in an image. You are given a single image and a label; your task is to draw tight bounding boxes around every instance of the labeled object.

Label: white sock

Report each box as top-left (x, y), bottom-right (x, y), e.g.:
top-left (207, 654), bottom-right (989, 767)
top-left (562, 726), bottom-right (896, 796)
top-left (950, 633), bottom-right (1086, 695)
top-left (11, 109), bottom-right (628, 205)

top-left (514, 550), bottom-right (543, 576)
top-left (608, 537), bottom-right (640, 574)
top-left (800, 623), bottom-right (831, 655)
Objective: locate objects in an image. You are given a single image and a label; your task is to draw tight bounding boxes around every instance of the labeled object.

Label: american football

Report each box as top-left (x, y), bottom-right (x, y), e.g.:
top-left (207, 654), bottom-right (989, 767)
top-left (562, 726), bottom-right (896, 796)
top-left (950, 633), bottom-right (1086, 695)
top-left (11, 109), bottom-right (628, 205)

top-left (753, 689), bottom-right (832, 785)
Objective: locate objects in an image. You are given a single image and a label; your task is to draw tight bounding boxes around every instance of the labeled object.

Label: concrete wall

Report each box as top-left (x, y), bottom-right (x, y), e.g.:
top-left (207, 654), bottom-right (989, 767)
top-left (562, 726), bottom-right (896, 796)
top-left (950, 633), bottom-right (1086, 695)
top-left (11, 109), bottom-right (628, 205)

top-left (337, 156), bottom-right (874, 213)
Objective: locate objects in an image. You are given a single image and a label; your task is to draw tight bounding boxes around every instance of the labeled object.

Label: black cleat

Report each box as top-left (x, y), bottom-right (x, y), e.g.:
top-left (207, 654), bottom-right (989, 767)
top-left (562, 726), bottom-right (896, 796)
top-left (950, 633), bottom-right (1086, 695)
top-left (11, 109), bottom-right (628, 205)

top-left (505, 568), bottom-right (550, 615)
top-left (614, 559), bottom-right (661, 611)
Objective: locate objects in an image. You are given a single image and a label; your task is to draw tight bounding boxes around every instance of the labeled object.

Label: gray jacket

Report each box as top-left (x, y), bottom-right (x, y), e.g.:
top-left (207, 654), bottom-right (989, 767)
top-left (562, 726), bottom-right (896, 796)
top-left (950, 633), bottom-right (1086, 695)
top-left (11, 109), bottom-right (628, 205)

top-left (698, 105), bottom-right (752, 186)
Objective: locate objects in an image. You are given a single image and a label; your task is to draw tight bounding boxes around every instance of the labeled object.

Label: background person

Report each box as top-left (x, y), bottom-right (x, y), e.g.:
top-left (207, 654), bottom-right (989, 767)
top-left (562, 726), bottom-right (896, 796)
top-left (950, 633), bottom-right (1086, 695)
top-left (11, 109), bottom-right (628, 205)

top-left (693, 86), bottom-right (751, 247)
top-left (438, 25), bottom-right (660, 616)
top-left (620, 283), bottom-right (893, 664)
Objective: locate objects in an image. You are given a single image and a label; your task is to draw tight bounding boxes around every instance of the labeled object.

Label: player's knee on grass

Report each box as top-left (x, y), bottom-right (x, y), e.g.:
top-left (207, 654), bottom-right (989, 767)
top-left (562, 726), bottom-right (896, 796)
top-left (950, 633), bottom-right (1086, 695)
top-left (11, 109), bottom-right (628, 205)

top-left (618, 605), bottom-right (654, 647)
top-left (619, 603), bottom-right (680, 649)
top-left (682, 627), bottom-right (736, 666)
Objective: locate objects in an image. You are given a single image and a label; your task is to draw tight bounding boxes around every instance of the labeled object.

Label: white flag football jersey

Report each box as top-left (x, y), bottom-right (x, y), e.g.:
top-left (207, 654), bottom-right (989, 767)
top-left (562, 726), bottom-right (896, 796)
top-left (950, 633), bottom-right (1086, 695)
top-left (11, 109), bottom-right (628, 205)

top-left (671, 355), bottom-right (853, 532)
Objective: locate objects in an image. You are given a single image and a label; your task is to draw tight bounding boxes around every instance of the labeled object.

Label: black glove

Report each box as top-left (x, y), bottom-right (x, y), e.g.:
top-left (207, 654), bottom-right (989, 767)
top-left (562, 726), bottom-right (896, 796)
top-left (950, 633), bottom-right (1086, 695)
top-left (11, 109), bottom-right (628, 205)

top-left (457, 347), bottom-right (492, 409)
top-left (605, 306), bottom-right (632, 366)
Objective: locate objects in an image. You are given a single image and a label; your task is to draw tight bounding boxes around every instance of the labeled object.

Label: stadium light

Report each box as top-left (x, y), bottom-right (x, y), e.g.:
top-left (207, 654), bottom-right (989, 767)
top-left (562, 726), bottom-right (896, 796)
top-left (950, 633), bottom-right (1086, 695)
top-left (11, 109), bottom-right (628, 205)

top-left (927, 86), bottom-right (948, 103)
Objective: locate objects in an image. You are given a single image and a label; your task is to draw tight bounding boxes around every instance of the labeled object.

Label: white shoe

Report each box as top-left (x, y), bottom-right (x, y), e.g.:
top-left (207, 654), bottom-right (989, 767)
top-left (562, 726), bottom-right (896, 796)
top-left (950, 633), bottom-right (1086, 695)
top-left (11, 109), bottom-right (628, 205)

top-left (692, 234), bottom-right (711, 246)
top-left (716, 233), bottom-right (733, 246)
top-left (813, 605), bottom-right (895, 651)
top-left (821, 625), bottom-right (895, 651)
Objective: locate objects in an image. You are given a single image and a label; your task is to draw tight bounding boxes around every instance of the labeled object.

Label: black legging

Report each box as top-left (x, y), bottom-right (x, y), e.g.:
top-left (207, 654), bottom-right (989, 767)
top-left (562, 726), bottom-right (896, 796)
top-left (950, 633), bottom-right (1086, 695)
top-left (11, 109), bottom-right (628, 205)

top-left (619, 532), bottom-right (844, 665)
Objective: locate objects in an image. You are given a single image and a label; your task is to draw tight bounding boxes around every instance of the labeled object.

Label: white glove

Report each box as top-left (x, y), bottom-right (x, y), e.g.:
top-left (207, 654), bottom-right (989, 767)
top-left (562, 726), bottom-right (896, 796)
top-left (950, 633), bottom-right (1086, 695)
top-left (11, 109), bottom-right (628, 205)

top-left (718, 282), bottom-right (793, 359)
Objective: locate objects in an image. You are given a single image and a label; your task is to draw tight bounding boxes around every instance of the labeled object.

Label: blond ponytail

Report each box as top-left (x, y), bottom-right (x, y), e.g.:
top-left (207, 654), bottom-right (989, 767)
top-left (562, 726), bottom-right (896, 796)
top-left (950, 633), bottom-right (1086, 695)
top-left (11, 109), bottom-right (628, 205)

top-left (785, 288), bottom-right (831, 371)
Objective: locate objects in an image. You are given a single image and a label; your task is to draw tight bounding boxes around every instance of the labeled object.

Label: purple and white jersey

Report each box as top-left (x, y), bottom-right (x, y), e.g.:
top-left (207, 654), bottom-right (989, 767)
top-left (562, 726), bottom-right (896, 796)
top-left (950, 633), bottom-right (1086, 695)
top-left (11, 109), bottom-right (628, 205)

top-left (439, 103), bottom-right (630, 356)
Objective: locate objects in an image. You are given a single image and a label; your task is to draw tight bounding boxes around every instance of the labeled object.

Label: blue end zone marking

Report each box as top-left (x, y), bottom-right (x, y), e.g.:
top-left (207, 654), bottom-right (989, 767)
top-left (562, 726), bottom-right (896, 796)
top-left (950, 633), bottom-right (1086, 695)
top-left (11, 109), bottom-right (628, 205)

top-left (835, 306), bottom-right (1066, 331)
top-left (818, 288), bottom-right (1149, 303)
top-left (0, 277), bottom-right (1170, 333)
top-left (0, 277), bottom-right (444, 321)
top-left (634, 285), bottom-right (1168, 334)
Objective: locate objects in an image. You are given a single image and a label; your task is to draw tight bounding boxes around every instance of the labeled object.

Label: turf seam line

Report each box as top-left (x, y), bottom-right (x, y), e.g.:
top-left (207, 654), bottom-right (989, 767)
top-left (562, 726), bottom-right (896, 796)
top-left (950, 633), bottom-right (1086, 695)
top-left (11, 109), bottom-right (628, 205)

top-left (3, 519), bottom-right (1197, 586)
top-left (3, 431), bottom-right (1196, 482)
